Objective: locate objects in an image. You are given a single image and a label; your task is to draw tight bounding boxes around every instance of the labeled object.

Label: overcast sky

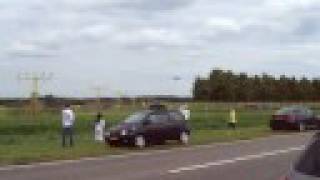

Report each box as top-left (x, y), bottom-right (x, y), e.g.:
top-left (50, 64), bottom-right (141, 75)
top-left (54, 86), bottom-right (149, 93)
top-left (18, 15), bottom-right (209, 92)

top-left (1, 0), bottom-right (320, 97)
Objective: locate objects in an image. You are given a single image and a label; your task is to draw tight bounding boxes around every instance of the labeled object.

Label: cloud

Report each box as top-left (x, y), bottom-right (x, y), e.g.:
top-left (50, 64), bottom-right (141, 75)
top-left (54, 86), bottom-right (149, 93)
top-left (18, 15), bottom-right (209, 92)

top-left (110, 0), bottom-right (194, 11)
top-left (78, 0), bottom-right (195, 14)
top-left (111, 27), bottom-right (189, 50)
top-left (205, 17), bottom-right (241, 32)
top-left (78, 24), bottom-right (113, 40)
top-left (1, 0), bottom-right (320, 97)
top-left (6, 40), bottom-right (58, 58)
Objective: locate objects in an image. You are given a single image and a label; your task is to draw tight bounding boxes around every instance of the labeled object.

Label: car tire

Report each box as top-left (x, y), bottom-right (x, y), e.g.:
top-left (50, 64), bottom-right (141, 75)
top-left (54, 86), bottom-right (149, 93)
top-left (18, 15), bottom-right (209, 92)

top-left (135, 135), bottom-right (146, 148)
top-left (298, 123), bottom-right (306, 132)
top-left (179, 131), bottom-right (189, 145)
top-left (156, 138), bottom-right (166, 145)
top-left (108, 141), bottom-right (118, 147)
top-left (270, 125), bottom-right (278, 131)
top-left (270, 121), bottom-right (278, 131)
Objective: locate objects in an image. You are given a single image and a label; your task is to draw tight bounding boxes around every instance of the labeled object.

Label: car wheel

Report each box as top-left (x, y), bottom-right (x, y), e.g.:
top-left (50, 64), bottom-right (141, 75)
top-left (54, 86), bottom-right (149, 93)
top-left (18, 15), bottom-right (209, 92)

top-left (135, 135), bottom-right (146, 148)
top-left (179, 131), bottom-right (189, 145)
top-left (271, 125), bottom-right (278, 131)
top-left (270, 121), bottom-right (278, 131)
top-left (108, 141), bottom-right (118, 147)
top-left (298, 123), bottom-right (306, 132)
top-left (156, 138), bottom-right (166, 145)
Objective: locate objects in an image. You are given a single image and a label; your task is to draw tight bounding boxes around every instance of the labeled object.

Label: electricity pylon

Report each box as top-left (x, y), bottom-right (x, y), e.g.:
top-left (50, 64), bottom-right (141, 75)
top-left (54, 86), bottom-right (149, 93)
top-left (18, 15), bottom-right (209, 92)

top-left (18, 72), bottom-right (53, 119)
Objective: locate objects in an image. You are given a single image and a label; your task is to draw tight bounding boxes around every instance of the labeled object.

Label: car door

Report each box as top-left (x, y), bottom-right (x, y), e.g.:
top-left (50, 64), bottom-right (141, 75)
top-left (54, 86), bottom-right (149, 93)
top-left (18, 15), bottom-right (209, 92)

top-left (144, 112), bottom-right (169, 142)
top-left (302, 109), bottom-right (316, 128)
top-left (167, 111), bottom-right (185, 140)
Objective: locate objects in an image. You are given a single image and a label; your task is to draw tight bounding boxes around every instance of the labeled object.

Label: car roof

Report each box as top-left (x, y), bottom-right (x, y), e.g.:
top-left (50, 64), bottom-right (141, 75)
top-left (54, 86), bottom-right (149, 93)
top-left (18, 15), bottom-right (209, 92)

top-left (149, 104), bottom-right (167, 111)
top-left (282, 105), bottom-right (309, 110)
top-left (276, 106), bottom-right (312, 115)
top-left (147, 109), bottom-right (178, 113)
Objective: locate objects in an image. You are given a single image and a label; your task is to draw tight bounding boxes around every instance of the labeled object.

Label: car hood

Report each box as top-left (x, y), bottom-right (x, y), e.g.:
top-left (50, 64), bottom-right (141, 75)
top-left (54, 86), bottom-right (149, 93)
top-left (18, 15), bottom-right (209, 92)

top-left (109, 122), bottom-right (140, 132)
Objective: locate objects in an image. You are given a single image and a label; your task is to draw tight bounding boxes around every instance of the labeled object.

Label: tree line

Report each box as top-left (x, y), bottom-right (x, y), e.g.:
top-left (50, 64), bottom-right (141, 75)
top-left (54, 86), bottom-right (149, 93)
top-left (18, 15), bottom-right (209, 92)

top-left (193, 69), bottom-right (320, 102)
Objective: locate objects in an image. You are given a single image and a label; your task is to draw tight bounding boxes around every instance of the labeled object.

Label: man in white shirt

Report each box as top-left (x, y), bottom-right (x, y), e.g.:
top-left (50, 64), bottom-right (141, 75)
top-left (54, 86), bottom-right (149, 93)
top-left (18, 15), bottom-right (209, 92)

top-left (62, 104), bottom-right (75, 147)
top-left (180, 104), bottom-right (190, 121)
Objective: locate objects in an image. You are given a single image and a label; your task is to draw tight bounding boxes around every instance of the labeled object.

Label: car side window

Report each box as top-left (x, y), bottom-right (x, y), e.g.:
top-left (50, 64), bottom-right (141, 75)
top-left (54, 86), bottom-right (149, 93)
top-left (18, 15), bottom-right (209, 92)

top-left (169, 112), bottom-right (184, 121)
top-left (292, 109), bottom-right (303, 115)
top-left (292, 108), bottom-right (308, 116)
top-left (305, 109), bottom-right (314, 117)
top-left (148, 113), bottom-right (169, 124)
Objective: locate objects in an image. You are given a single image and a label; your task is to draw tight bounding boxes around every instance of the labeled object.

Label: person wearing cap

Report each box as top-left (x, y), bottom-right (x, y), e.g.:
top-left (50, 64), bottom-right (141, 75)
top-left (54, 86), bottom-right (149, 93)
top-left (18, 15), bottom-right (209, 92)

top-left (61, 104), bottom-right (76, 147)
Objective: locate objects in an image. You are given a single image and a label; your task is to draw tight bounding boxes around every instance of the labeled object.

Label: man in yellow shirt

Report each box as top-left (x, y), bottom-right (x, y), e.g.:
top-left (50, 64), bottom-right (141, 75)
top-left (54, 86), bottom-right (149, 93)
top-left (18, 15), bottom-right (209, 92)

top-left (228, 108), bottom-right (237, 130)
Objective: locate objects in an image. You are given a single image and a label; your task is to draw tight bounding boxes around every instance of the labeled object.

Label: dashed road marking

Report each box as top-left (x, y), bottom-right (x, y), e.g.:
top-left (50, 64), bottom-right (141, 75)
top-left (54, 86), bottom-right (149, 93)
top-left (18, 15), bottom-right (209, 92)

top-left (168, 145), bottom-right (305, 174)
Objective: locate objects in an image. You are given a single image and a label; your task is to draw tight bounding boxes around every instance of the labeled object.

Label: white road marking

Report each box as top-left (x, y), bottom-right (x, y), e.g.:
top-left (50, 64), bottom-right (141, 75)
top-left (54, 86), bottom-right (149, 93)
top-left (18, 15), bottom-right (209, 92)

top-left (168, 145), bottom-right (305, 174)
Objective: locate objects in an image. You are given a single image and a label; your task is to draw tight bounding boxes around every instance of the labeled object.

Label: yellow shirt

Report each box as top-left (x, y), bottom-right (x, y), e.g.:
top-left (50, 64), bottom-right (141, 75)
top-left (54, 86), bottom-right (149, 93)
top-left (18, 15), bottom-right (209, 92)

top-left (229, 109), bottom-right (237, 123)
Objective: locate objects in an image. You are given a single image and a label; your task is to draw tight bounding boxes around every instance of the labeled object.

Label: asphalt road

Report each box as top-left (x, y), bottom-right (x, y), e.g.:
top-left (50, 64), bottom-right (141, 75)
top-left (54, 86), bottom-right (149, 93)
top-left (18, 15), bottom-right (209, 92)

top-left (0, 132), bottom-right (314, 180)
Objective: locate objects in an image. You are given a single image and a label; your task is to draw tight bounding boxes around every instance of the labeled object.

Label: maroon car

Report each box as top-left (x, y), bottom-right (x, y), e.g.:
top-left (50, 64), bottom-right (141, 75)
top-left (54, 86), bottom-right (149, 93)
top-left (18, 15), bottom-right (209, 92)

top-left (270, 106), bottom-right (320, 131)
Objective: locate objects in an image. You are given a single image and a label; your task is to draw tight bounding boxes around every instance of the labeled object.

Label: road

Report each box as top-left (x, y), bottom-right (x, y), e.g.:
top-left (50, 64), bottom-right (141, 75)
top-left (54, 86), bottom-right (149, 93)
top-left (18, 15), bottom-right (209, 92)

top-left (0, 132), bottom-right (314, 180)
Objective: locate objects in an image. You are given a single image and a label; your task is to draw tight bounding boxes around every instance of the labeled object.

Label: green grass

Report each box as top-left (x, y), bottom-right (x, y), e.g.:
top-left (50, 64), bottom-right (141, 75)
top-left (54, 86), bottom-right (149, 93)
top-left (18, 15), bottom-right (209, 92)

top-left (0, 133), bottom-right (127, 165)
top-left (0, 102), bottom-right (308, 165)
top-left (0, 128), bottom-right (273, 165)
top-left (190, 127), bottom-right (271, 145)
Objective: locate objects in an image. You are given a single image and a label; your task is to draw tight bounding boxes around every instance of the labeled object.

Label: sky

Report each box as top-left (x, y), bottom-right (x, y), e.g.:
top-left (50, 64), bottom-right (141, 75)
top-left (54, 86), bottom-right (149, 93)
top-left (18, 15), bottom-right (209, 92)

top-left (1, 0), bottom-right (320, 97)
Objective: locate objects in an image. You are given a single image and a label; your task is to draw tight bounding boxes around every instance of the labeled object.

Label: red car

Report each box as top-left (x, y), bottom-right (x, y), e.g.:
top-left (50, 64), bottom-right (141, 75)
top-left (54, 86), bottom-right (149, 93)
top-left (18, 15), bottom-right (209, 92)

top-left (270, 106), bottom-right (320, 131)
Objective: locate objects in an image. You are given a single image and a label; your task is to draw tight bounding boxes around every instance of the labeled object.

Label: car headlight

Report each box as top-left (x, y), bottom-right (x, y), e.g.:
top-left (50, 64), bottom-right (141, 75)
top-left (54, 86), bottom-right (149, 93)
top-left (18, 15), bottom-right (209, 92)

top-left (121, 129), bottom-right (127, 136)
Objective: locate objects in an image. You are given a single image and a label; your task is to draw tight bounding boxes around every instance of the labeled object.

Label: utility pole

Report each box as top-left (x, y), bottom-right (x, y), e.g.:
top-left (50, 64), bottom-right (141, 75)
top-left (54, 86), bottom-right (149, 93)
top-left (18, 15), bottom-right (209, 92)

top-left (92, 86), bottom-right (103, 112)
top-left (18, 72), bottom-right (53, 119)
top-left (116, 90), bottom-right (123, 109)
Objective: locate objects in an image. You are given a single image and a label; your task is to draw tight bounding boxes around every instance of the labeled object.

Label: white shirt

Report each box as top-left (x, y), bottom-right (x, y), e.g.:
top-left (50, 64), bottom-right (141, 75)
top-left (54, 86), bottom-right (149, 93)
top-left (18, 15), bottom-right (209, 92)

top-left (180, 105), bottom-right (190, 121)
top-left (62, 108), bottom-right (75, 128)
top-left (181, 109), bottom-right (191, 120)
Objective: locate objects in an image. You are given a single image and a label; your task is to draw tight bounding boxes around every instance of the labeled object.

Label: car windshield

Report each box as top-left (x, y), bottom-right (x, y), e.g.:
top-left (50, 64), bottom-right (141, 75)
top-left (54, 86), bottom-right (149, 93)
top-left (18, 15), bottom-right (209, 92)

top-left (124, 111), bottom-right (148, 123)
top-left (276, 107), bottom-right (306, 115)
top-left (276, 107), bottom-right (292, 115)
top-left (294, 133), bottom-right (320, 177)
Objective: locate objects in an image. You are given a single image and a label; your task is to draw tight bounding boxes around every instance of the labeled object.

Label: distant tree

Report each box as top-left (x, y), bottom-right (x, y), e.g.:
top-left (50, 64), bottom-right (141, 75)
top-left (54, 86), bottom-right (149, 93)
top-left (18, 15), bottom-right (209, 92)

top-left (312, 78), bottom-right (320, 101)
top-left (193, 69), bottom-right (320, 102)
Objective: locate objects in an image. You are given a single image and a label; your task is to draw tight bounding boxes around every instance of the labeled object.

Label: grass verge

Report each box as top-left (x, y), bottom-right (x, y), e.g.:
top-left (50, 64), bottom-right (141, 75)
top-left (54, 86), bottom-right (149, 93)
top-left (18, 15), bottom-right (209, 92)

top-left (0, 127), bottom-right (273, 166)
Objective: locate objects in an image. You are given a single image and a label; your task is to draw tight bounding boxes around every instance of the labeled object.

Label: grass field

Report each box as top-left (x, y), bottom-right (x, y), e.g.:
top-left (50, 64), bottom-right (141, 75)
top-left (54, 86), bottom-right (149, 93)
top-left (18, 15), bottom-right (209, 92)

top-left (0, 102), bottom-right (316, 165)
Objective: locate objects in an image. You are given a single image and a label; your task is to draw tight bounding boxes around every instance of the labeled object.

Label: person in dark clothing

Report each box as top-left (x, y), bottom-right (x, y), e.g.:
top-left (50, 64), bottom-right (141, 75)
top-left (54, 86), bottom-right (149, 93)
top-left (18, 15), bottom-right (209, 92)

top-left (96, 112), bottom-right (102, 123)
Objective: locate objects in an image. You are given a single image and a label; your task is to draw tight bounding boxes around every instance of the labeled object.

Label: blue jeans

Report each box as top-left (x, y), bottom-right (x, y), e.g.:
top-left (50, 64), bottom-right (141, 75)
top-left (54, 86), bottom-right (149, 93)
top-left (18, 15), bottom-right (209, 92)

top-left (62, 127), bottom-right (74, 147)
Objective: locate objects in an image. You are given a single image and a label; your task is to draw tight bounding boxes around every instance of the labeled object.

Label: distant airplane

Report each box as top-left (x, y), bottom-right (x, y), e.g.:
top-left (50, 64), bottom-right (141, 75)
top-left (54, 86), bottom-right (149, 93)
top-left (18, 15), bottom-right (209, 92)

top-left (172, 75), bottom-right (182, 81)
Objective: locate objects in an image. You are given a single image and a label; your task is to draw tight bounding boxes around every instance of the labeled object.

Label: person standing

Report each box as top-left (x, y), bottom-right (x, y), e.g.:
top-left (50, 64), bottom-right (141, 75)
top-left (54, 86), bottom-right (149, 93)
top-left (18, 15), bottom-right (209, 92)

top-left (94, 112), bottom-right (106, 142)
top-left (179, 104), bottom-right (190, 121)
top-left (228, 108), bottom-right (237, 130)
top-left (62, 104), bottom-right (75, 147)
